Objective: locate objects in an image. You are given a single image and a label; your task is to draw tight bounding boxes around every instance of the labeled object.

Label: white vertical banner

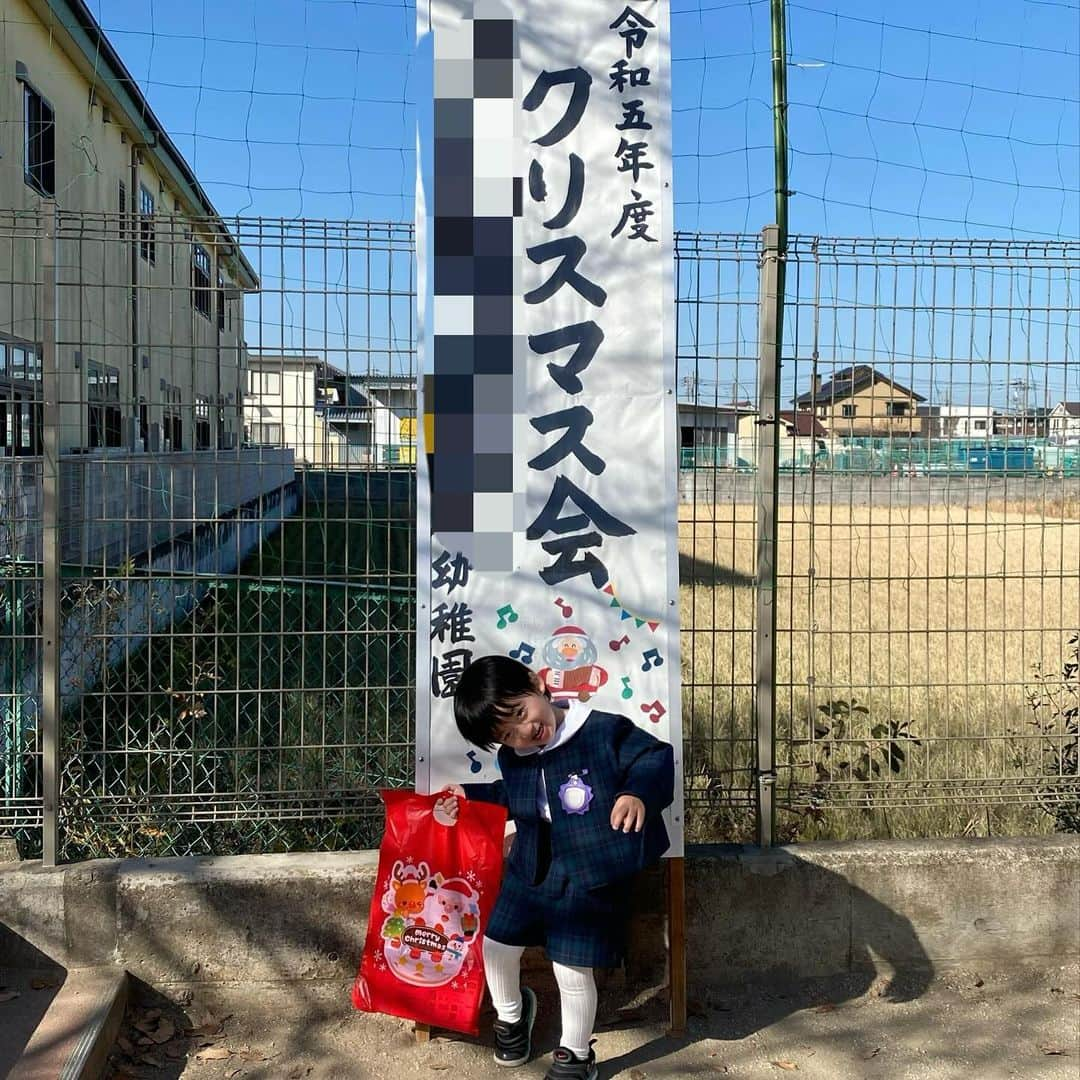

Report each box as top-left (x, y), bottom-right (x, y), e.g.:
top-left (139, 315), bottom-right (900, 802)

top-left (416, 0), bottom-right (683, 853)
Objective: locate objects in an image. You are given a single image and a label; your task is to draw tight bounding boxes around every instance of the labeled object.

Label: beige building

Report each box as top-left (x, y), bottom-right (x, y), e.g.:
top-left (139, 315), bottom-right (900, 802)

top-left (793, 365), bottom-right (927, 439)
top-left (0, 0), bottom-right (258, 456)
top-left (244, 358), bottom-right (415, 467)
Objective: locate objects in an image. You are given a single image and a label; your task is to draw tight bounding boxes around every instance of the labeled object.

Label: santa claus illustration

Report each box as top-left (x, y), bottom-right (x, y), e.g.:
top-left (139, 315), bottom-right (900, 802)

top-left (537, 625), bottom-right (608, 703)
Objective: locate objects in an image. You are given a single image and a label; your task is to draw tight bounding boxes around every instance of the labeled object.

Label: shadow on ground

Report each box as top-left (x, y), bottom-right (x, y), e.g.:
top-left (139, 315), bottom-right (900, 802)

top-left (678, 552), bottom-right (754, 588)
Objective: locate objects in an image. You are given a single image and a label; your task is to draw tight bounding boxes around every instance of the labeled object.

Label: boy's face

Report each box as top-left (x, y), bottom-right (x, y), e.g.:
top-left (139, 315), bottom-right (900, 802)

top-left (493, 673), bottom-right (561, 750)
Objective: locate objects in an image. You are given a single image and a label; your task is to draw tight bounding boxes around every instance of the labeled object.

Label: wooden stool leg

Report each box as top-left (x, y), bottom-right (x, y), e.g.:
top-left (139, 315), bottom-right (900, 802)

top-left (666, 856), bottom-right (687, 1037)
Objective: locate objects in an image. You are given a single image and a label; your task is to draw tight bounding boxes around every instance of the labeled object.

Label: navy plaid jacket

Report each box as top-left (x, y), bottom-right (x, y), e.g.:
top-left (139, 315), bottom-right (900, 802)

top-left (463, 710), bottom-right (675, 891)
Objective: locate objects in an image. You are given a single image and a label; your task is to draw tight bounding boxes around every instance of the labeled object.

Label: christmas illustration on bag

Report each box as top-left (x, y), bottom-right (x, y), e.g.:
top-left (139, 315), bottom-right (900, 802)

top-left (377, 859), bottom-right (482, 987)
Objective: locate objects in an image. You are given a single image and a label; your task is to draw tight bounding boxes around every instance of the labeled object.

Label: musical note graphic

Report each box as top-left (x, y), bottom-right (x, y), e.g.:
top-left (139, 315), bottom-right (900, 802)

top-left (466, 750), bottom-right (482, 774)
top-left (640, 699), bottom-right (666, 723)
top-left (609, 634), bottom-right (631, 652)
top-left (496, 604), bottom-right (518, 629)
top-left (554, 596), bottom-right (573, 619)
top-left (509, 642), bottom-right (535, 664)
top-left (641, 648), bottom-right (664, 672)
top-left (620, 675), bottom-right (633, 701)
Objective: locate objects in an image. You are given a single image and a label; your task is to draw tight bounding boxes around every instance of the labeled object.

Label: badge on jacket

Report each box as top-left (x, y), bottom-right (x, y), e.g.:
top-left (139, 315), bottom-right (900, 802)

top-left (558, 771), bottom-right (594, 815)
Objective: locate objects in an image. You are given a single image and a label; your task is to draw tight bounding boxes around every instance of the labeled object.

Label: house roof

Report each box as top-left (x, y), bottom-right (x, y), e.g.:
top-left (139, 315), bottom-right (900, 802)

top-left (793, 365), bottom-right (926, 406)
top-left (29, 0), bottom-right (258, 290)
top-left (1057, 402), bottom-right (1080, 417)
top-left (778, 410), bottom-right (828, 437)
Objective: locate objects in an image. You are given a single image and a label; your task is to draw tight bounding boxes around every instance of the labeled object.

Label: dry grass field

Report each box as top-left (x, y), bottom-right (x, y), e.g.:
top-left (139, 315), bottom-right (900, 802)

top-left (677, 500), bottom-right (1080, 841)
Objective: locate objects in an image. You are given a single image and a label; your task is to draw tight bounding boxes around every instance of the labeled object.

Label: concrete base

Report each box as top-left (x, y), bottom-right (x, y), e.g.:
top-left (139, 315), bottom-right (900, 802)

top-left (1, 838), bottom-right (1077, 990)
top-left (8, 967), bottom-right (128, 1080)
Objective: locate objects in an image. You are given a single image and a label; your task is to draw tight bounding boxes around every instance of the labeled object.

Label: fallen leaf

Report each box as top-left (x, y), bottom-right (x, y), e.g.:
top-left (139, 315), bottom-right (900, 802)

top-left (186, 1021), bottom-right (223, 1037)
top-left (196, 1045), bottom-right (233, 1061)
top-left (31, 978), bottom-right (59, 990)
top-left (629, 1070), bottom-right (648, 1080)
top-left (238, 1049), bottom-right (276, 1063)
top-left (1039, 1044), bottom-right (1069, 1056)
top-left (814, 1003), bottom-right (837, 1013)
top-left (134, 1020), bottom-right (158, 1035)
top-left (117, 1035), bottom-right (135, 1055)
top-left (150, 1020), bottom-right (176, 1044)
top-left (0, 991), bottom-right (20, 1003)
top-left (137, 1036), bottom-right (154, 1046)
top-left (139, 1053), bottom-right (164, 1069)
top-left (772, 1063), bottom-right (799, 1072)
top-left (865, 1047), bottom-right (882, 1059)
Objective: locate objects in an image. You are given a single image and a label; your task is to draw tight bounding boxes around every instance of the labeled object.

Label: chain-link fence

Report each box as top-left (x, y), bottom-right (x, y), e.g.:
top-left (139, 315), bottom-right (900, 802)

top-left (1, 210), bottom-right (1077, 859)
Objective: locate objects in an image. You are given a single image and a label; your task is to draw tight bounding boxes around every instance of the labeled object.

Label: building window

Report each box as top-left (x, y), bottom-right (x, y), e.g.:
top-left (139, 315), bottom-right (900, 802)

top-left (195, 394), bottom-right (211, 449)
top-left (248, 422), bottom-right (282, 445)
top-left (818, 406), bottom-right (827, 418)
top-left (163, 386), bottom-right (183, 451)
top-left (23, 84), bottom-right (55, 197)
top-left (248, 370), bottom-right (280, 396)
top-left (217, 271), bottom-right (227, 331)
top-left (191, 244), bottom-right (212, 319)
top-left (139, 185), bottom-right (156, 263)
top-left (886, 402), bottom-right (908, 418)
top-left (842, 404), bottom-right (857, 418)
top-left (0, 340), bottom-right (43, 457)
top-left (87, 363), bottom-right (122, 448)
top-left (974, 419), bottom-right (987, 432)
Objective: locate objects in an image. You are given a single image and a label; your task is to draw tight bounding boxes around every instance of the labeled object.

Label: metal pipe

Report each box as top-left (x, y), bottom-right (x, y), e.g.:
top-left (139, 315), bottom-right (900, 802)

top-left (40, 199), bottom-right (61, 866)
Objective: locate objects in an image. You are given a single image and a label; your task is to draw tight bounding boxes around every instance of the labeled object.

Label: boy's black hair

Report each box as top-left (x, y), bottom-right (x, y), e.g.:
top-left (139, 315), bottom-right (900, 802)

top-left (453, 654), bottom-right (538, 750)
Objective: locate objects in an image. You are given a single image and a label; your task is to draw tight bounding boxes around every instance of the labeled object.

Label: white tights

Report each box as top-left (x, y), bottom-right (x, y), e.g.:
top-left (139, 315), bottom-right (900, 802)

top-left (482, 936), bottom-right (597, 1059)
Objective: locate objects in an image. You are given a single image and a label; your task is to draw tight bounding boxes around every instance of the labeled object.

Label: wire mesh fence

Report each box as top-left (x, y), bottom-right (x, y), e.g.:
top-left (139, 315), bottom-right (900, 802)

top-left (1, 209), bottom-right (1077, 859)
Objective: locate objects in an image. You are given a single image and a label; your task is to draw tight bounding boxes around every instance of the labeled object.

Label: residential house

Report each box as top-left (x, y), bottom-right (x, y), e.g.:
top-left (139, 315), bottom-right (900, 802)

top-left (793, 365), bottom-right (927, 438)
top-left (678, 400), bottom-right (755, 468)
top-left (917, 404), bottom-right (995, 440)
top-left (244, 361), bottom-right (415, 466)
top-left (1048, 402), bottom-right (1080, 443)
top-left (1, 0), bottom-right (258, 458)
top-left (735, 409), bottom-right (828, 470)
top-left (244, 354), bottom-right (329, 465)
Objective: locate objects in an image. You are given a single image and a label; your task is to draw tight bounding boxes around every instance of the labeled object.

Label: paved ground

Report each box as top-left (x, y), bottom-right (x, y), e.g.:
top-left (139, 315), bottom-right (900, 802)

top-left (0, 967), bottom-right (66, 1076)
top-left (98, 963), bottom-right (1080, 1080)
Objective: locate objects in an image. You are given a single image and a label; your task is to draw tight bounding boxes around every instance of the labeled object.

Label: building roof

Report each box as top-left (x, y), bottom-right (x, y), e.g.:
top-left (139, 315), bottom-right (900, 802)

top-left (29, 0), bottom-right (258, 290)
top-left (248, 353), bottom-right (322, 368)
top-left (778, 410), bottom-right (828, 437)
top-left (793, 365), bottom-right (926, 407)
top-left (1055, 401), bottom-right (1080, 417)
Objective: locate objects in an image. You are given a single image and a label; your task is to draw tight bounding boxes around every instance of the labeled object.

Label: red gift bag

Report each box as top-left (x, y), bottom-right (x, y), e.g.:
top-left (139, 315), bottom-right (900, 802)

top-left (352, 789), bottom-right (507, 1035)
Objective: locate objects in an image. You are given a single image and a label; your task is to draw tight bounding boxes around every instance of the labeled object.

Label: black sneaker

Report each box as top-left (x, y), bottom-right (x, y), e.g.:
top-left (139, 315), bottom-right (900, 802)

top-left (492, 986), bottom-right (537, 1067)
top-left (544, 1042), bottom-right (598, 1080)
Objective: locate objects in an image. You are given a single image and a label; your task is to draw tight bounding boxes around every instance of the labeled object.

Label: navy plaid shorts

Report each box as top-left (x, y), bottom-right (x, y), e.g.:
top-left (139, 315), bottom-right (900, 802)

top-left (484, 857), bottom-right (626, 969)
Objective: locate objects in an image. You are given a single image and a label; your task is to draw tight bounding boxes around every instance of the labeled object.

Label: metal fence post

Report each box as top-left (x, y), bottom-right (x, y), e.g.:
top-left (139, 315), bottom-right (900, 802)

top-left (40, 200), bottom-right (62, 866)
top-left (754, 224), bottom-right (782, 848)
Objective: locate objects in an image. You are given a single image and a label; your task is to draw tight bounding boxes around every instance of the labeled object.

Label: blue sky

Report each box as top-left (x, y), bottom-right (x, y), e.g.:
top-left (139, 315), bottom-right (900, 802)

top-left (83, 1), bottom-right (1078, 407)
top-left (87, 0), bottom-right (1079, 239)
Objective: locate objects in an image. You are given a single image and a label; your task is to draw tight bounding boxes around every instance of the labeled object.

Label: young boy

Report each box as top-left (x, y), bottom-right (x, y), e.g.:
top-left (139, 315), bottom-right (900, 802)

top-left (435, 655), bottom-right (674, 1080)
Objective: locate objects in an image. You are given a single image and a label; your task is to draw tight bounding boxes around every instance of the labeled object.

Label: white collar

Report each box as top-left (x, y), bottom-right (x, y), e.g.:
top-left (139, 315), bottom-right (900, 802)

top-left (513, 699), bottom-right (589, 757)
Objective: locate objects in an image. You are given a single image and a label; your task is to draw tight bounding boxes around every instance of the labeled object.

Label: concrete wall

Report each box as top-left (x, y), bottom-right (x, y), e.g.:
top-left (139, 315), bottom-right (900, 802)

top-left (2, 838), bottom-right (1076, 989)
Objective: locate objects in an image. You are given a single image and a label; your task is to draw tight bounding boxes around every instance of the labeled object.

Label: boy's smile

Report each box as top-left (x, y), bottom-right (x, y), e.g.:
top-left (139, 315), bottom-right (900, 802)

top-left (495, 675), bottom-right (562, 750)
